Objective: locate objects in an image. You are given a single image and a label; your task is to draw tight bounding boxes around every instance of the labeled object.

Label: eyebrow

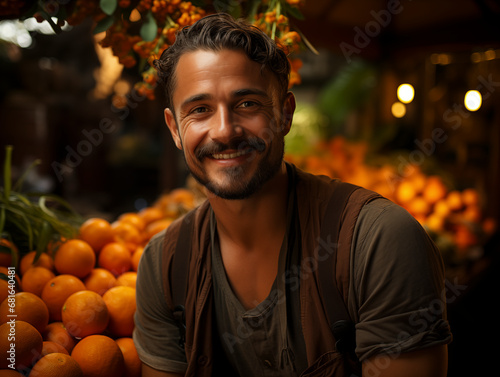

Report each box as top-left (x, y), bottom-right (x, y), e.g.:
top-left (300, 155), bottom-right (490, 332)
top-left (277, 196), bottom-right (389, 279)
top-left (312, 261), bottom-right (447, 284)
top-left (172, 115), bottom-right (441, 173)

top-left (180, 88), bottom-right (270, 110)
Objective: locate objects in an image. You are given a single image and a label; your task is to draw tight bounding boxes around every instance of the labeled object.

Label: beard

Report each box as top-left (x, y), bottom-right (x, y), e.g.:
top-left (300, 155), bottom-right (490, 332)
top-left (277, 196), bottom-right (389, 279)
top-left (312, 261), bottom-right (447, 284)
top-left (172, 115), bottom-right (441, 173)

top-left (186, 135), bottom-right (284, 200)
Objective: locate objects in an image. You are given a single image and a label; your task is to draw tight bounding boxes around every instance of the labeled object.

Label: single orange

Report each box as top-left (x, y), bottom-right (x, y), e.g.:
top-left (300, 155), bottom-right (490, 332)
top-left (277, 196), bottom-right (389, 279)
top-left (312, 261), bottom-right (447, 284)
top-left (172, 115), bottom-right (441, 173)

top-left (118, 213), bottom-right (146, 232)
top-left (54, 239), bottom-right (96, 278)
top-left (131, 246), bottom-right (144, 272)
top-left (83, 268), bottom-right (117, 296)
top-left (71, 335), bottom-right (125, 377)
top-left (395, 180), bottom-right (417, 204)
top-left (42, 322), bottom-right (77, 354)
top-left (137, 206), bottom-right (164, 225)
top-left (102, 286), bottom-right (136, 337)
top-left (462, 188), bottom-right (480, 207)
top-left (20, 251), bottom-right (54, 276)
top-left (0, 238), bottom-right (18, 267)
top-left (21, 266), bottom-right (55, 297)
top-left (446, 190), bottom-right (463, 212)
top-left (170, 188), bottom-right (195, 208)
top-left (116, 271), bottom-right (137, 289)
top-left (41, 340), bottom-right (70, 356)
top-left (116, 337), bottom-right (141, 377)
top-left (0, 369), bottom-right (23, 376)
top-left (0, 292), bottom-right (49, 333)
top-left (0, 320), bottom-right (43, 370)
top-left (30, 352), bottom-right (83, 377)
top-left (0, 279), bottom-right (9, 307)
top-left (98, 242), bottom-right (132, 277)
top-left (144, 218), bottom-right (173, 241)
top-left (111, 221), bottom-right (142, 250)
top-left (422, 176), bottom-right (447, 205)
top-left (78, 218), bottom-right (115, 254)
top-left (41, 275), bottom-right (86, 322)
top-left (62, 290), bottom-right (109, 338)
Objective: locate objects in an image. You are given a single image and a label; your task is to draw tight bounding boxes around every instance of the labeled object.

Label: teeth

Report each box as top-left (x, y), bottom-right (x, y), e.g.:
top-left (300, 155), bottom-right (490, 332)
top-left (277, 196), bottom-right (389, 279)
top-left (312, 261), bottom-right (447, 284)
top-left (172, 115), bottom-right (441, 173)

top-left (212, 150), bottom-right (248, 159)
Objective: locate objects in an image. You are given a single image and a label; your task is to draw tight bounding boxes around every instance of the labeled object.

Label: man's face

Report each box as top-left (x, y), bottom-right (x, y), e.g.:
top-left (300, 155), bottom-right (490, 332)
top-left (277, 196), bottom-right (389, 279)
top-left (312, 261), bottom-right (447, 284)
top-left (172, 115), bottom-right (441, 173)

top-left (164, 49), bottom-right (295, 199)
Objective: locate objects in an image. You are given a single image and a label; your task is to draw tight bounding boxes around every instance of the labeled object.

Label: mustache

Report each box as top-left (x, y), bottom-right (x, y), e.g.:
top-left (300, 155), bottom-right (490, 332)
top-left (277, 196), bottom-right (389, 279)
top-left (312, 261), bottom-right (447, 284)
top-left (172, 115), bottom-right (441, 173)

top-left (195, 136), bottom-right (267, 159)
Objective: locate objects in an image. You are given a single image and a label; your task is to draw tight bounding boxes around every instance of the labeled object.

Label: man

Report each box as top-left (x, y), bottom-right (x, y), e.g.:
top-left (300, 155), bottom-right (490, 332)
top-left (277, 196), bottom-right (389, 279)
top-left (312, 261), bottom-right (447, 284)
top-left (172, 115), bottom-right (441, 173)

top-left (133, 13), bottom-right (452, 377)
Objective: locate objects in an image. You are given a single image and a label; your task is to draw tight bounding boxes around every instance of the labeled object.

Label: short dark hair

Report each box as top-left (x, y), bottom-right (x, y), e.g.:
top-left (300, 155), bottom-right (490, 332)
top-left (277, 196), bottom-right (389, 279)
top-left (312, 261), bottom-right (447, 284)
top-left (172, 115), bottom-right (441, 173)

top-left (153, 13), bottom-right (291, 110)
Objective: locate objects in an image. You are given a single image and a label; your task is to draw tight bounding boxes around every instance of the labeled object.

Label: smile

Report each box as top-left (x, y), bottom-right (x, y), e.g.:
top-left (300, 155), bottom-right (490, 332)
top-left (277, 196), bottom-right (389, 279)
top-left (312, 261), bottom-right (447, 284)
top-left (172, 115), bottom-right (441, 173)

top-left (211, 149), bottom-right (251, 160)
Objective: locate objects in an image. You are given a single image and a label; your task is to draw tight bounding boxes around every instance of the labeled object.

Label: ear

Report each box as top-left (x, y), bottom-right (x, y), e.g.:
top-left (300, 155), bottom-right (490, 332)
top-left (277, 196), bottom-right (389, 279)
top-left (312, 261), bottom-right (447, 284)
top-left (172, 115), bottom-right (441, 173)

top-left (164, 108), bottom-right (182, 150)
top-left (281, 92), bottom-right (296, 136)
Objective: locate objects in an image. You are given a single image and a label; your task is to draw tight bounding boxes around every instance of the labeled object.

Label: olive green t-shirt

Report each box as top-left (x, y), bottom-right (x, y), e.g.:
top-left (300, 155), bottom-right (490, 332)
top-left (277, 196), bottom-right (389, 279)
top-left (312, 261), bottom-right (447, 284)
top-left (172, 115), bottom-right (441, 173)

top-left (133, 199), bottom-right (452, 374)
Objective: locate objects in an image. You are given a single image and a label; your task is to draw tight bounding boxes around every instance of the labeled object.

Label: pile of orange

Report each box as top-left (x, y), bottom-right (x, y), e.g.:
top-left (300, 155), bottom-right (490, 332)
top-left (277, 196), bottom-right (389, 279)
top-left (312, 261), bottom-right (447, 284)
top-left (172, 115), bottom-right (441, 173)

top-left (0, 188), bottom-right (198, 376)
top-left (286, 136), bottom-right (497, 259)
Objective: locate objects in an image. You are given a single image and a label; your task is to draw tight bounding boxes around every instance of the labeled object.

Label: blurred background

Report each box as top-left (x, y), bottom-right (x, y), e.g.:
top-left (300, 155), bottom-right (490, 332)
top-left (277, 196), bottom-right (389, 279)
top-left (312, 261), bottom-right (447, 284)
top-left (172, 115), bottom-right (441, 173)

top-left (1, 1), bottom-right (499, 375)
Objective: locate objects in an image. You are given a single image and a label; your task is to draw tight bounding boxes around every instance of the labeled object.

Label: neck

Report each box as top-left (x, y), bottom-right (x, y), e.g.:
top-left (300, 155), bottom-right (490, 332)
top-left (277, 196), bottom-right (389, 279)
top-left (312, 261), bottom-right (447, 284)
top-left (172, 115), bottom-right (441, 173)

top-left (207, 162), bottom-right (289, 251)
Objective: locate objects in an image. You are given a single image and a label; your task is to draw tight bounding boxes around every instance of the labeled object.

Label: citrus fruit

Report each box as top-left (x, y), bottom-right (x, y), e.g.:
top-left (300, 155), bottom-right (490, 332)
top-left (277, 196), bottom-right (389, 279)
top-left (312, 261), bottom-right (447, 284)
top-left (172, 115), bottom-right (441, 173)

top-left (0, 320), bottom-right (43, 370)
top-left (116, 271), bottom-right (137, 288)
top-left (42, 322), bottom-right (77, 353)
top-left (137, 206), bottom-right (164, 225)
top-left (41, 340), bottom-right (70, 356)
top-left (20, 251), bottom-right (54, 276)
top-left (21, 267), bottom-right (55, 297)
top-left (446, 190), bottom-right (463, 212)
top-left (144, 218), bottom-right (173, 240)
top-left (0, 369), bottom-right (23, 376)
top-left (41, 275), bottom-right (86, 321)
top-left (0, 292), bottom-right (49, 333)
top-left (83, 268), bottom-right (117, 296)
top-left (111, 221), bottom-right (142, 250)
top-left (118, 213), bottom-right (146, 232)
top-left (78, 218), bottom-right (115, 254)
top-left (116, 337), bottom-right (141, 377)
top-left (30, 352), bottom-right (83, 377)
top-left (62, 290), bottom-right (109, 338)
top-left (98, 242), bottom-right (132, 277)
top-left (102, 286), bottom-right (136, 337)
top-left (54, 239), bottom-right (96, 278)
top-left (422, 176), bottom-right (447, 204)
top-left (0, 238), bottom-right (17, 267)
top-left (71, 335), bottom-right (125, 377)
top-left (131, 246), bottom-right (144, 272)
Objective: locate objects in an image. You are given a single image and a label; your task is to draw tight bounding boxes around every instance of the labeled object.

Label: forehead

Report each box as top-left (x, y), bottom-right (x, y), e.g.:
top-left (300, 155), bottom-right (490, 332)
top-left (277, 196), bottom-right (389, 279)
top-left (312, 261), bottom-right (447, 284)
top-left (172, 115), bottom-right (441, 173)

top-left (171, 49), bottom-right (277, 108)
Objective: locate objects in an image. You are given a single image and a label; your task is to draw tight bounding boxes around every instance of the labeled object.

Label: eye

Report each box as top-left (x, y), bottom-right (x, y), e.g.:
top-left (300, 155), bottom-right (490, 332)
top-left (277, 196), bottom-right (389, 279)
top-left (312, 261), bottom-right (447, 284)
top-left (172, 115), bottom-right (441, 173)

top-left (191, 106), bottom-right (209, 114)
top-left (241, 100), bottom-right (261, 108)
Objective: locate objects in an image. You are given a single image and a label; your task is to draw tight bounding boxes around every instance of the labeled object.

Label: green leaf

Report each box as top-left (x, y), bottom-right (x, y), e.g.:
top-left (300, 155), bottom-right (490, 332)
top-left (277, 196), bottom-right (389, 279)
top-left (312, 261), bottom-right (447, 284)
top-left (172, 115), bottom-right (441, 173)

top-left (12, 159), bottom-right (41, 192)
top-left (140, 12), bottom-right (158, 42)
top-left (93, 16), bottom-right (114, 34)
top-left (35, 221), bottom-right (52, 260)
top-left (100, 0), bottom-right (118, 16)
top-left (282, 2), bottom-right (304, 20)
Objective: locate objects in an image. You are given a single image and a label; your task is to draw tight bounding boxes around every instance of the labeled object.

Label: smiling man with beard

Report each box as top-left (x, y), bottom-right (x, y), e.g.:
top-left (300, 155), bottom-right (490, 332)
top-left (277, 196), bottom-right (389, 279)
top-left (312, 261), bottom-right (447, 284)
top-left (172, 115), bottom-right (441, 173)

top-left (133, 13), bottom-right (452, 377)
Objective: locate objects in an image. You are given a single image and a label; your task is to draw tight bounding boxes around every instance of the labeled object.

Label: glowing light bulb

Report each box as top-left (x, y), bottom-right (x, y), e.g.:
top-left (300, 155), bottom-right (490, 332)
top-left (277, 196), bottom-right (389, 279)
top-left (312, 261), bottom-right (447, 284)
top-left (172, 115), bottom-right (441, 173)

top-left (391, 102), bottom-right (406, 118)
top-left (397, 84), bottom-right (415, 104)
top-left (464, 90), bottom-right (482, 111)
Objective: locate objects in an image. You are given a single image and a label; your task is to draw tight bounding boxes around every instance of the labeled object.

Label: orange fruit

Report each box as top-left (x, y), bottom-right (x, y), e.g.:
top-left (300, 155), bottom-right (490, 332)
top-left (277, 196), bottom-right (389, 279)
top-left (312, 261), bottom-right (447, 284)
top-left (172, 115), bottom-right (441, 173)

top-left (0, 238), bottom-right (18, 267)
top-left (42, 322), bottom-right (77, 354)
top-left (116, 337), bottom-right (141, 377)
top-left (98, 242), bottom-right (132, 277)
top-left (118, 213), bottom-right (146, 232)
top-left (131, 246), bottom-right (144, 272)
top-left (433, 199), bottom-right (451, 217)
top-left (116, 271), bottom-right (137, 288)
top-left (41, 275), bottom-right (86, 321)
top-left (144, 218), bottom-right (173, 240)
top-left (102, 286), bottom-right (136, 337)
top-left (462, 205), bottom-right (482, 223)
top-left (446, 190), bottom-right (463, 212)
top-left (20, 251), bottom-right (54, 276)
top-left (0, 292), bottom-right (49, 333)
top-left (0, 320), bottom-right (43, 370)
top-left (54, 239), bottom-right (96, 278)
top-left (21, 266), bottom-right (55, 297)
top-left (71, 335), bottom-right (125, 377)
top-left (0, 369), bottom-right (23, 376)
top-left (83, 268), bottom-right (117, 296)
top-left (78, 218), bottom-right (115, 254)
top-left (395, 180), bottom-right (417, 204)
top-left (462, 188), bottom-right (479, 207)
top-left (111, 221), bottom-right (142, 249)
top-left (0, 280), bottom-right (9, 307)
top-left (406, 196), bottom-right (431, 217)
top-left (170, 187), bottom-right (195, 208)
top-left (138, 206), bottom-right (164, 225)
top-left (30, 352), bottom-right (83, 377)
top-left (62, 290), bottom-right (109, 338)
top-left (41, 340), bottom-right (70, 356)
top-left (422, 176), bottom-right (447, 205)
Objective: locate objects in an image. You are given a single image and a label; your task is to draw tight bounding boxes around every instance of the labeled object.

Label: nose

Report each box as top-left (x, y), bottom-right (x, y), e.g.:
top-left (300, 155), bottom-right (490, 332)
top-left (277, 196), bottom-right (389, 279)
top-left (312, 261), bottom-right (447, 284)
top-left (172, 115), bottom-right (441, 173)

top-left (209, 106), bottom-right (242, 144)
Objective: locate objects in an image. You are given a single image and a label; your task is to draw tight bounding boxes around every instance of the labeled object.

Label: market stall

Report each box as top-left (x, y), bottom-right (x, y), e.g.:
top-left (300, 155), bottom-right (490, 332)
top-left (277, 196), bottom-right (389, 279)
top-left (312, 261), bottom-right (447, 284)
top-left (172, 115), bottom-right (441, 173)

top-left (1, 0), bottom-right (499, 375)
